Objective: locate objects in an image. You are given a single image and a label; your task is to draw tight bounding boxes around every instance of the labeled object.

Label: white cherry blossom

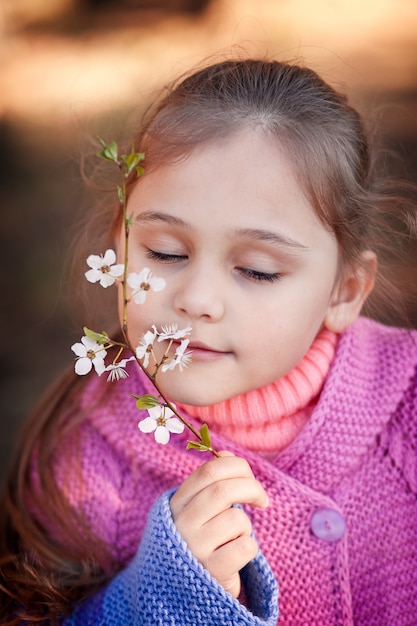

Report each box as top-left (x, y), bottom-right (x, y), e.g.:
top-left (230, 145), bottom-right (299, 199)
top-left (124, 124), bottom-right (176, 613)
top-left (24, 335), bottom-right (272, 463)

top-left (85, 249), bottom-right (124, 287)
top-left (161, 339), bottom-right (193, 373)
top-left (157, 324), bottom-right (192, 342)
top-left (127, 268), bottom-right (166, 304)
top-left (135, 327), bottom-right (158, 368)
top-left (102, 357), bottom-right (135, 382)
top-left (71, 336), bottom-right (107, 375)
top-left (138, 404), bottom-right (184, 445)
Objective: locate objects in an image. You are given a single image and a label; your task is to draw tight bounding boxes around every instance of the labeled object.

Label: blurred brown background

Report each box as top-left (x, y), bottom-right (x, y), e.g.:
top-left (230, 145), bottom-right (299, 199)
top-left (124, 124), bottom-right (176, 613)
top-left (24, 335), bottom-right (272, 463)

top-left (1, 0), bottom-right (417, 484)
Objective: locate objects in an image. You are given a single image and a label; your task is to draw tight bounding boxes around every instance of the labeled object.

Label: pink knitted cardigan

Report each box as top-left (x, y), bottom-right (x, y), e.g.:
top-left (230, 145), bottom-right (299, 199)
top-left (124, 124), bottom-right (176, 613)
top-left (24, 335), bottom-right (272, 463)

top-left (39, 317), bottom-right (417, 625)
top-left (177, 327), bottom-right (337, 454)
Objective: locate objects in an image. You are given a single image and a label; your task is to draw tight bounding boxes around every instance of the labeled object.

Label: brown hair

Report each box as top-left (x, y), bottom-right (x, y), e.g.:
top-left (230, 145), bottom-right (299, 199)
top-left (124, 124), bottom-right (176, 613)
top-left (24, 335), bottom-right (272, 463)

top-left (0, 369), bottom-right (116, 623)
top-left (137, 59), bottom-right (417, 323)
top-left (1, 57), bottom-right (416, 621)
top-left (77, 58), bottom-right (417, 327)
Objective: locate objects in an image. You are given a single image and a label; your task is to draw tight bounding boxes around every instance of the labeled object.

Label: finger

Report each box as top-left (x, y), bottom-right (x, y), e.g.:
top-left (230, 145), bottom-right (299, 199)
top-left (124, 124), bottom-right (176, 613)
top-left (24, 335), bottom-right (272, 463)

top-left (171, 455), bottom-right (256, 516)
top-left (178, 503), bottom-right (253, 559)
top-left (174, 476), bottom-right (268, 531)
top-left (206, 535), bottom-right (259, 598)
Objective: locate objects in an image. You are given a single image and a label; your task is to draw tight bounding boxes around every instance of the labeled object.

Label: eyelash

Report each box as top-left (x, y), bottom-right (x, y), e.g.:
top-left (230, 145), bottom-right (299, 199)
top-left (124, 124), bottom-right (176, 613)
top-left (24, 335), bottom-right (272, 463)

top-left (145, 249), bottom-right (282, 283)
top-left (237, 268), bottom-right (282, 283)
top-left (145, 249), bottom-right (187, 263)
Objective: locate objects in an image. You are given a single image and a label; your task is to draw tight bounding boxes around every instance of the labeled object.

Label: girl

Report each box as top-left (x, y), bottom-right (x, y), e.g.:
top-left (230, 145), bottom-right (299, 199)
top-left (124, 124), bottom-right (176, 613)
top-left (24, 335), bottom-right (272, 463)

top-left (1, 58), bottom-right (417, 625)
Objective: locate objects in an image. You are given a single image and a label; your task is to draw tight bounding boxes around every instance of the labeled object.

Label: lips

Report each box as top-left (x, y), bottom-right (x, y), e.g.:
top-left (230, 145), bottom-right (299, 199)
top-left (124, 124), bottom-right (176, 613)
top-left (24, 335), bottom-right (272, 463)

top-left (184, 340), bottom-right (230, 361)
top-left (188, 340), bottom-right (220, 352)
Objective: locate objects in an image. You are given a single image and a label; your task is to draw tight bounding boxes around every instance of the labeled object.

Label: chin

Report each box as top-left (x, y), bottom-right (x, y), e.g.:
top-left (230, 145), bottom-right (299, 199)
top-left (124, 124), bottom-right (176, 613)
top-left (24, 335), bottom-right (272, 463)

top-left (160, 381), bottom-right (224, 407)
top-left (159, 370), bottom-right (252, 407)
top-left (167, 385), bottom-right (239, 408)
top-left (170, 392), bottom-right (219, 407)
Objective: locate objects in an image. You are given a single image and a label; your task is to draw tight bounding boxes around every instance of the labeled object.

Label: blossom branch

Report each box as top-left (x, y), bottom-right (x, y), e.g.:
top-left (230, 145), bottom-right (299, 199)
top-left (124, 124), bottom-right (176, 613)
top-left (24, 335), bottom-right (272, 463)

top-left (74, 138), bottom-right (219, 456)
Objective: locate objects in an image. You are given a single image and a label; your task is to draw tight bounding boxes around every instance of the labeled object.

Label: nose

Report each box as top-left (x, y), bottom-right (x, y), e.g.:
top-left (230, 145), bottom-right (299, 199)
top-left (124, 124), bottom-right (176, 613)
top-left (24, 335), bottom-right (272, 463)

top-left (172, 261), bottom-right (226, 322)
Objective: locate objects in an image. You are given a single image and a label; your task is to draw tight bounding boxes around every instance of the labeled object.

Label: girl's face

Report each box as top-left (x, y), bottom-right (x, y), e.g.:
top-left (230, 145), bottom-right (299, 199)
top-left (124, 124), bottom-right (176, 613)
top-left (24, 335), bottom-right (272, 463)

top-left (119, 129), bottom-right (345, 406)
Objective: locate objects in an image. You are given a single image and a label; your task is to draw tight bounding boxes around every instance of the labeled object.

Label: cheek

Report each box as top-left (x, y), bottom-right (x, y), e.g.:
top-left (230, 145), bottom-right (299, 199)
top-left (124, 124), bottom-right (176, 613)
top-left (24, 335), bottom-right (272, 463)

top-left (122, 293), bottom-right (165, 345)
top-left (241, 292), bottom-right (329, 360)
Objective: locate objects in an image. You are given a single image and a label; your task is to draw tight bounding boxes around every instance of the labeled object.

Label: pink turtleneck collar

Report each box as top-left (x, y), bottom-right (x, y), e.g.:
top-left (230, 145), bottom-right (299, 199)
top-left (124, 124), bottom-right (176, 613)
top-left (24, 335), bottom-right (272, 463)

top-left (176, 329), bottom-right (338, 454)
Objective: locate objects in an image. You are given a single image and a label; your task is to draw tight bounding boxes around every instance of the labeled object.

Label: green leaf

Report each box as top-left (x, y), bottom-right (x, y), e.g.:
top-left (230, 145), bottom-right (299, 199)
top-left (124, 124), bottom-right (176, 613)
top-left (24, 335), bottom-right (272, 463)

top-left (199, 423), bottom-right (211, 448)
top-left (96, 138), bottom-right (118, 162)
top-left (185, 424), bottom-right (212, 452)
top-left (186, 440), bottom-right (211, 453)
top-left (83, 327), bottom-right (109, 345)
top-left (135, 165), bottom-right (145, 178)
top-left (126, 213), bottom-right (134, 229)
top-left (132, 394), bottom-right (160, 410)
top-left (117, 185), bottom-right (124, 204)
top-left (122, 151), bottom-right (144, 175)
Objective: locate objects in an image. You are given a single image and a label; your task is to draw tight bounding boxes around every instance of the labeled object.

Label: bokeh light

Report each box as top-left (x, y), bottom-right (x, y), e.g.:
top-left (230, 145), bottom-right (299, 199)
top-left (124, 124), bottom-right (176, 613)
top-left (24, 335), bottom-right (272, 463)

top-left (1, 0), bottom-right (417, 482)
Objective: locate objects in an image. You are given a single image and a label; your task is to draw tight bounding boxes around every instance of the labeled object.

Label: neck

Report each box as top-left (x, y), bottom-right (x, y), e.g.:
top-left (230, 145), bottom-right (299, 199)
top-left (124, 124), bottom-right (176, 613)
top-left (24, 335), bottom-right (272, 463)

top-left (176, 328), bottom-right (338, 454)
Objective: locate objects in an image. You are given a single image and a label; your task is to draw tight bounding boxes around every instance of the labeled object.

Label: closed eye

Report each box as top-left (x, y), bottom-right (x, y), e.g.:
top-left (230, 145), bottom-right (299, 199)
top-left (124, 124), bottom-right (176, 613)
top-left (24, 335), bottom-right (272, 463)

top-left (145, 248), bottom-right (188, 263)
top-left (237, 267), bottom-right (282, 283)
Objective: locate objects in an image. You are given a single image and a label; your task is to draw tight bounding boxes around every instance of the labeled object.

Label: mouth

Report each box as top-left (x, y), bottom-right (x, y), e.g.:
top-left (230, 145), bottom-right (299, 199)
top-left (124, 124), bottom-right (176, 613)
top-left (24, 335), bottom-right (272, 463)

top-left (175, 340), bottom-right (231, 362)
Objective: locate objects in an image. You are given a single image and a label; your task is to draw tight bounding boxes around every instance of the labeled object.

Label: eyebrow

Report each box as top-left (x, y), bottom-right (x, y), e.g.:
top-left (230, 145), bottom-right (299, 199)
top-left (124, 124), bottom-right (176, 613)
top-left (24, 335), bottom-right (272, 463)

top-left (135, 211), bottom-right (308, 250)
top-left (135, 211), bottom-right (191, 229)
top-left (236, 228), bottom-right (308, 250)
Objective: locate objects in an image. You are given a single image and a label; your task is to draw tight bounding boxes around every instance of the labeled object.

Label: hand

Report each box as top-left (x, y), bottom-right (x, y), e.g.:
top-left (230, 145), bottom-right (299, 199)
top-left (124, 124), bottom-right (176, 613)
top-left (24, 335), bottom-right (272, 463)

top-left (170, 452), bottom-right (269, 598)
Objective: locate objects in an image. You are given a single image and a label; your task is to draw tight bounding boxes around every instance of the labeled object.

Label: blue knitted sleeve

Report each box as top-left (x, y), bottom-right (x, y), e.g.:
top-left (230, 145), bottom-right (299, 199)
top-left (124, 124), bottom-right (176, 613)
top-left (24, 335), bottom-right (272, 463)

top-left (63, 490), bottom-right (279, 625)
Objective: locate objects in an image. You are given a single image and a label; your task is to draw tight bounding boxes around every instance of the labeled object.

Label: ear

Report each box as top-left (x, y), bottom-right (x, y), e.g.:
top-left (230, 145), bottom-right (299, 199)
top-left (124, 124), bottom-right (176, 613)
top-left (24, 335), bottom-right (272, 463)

top-left (324, 251), bottom-right (377, 333)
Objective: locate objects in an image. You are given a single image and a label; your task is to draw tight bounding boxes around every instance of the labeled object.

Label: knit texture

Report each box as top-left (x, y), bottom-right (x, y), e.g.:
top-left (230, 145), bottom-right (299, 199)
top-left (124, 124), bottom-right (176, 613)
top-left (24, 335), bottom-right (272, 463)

top-left (176, 327), bottom-right (337, 453)
top-left (31, 317), bottom-right (417, 625)
top-left (64, 491), bottom-right (278, 625)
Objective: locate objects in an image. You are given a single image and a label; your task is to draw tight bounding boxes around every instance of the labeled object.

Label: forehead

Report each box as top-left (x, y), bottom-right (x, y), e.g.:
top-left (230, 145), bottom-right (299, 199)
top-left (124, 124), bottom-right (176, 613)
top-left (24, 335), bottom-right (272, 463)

top-left (130, 129), bottom-right (329, 239)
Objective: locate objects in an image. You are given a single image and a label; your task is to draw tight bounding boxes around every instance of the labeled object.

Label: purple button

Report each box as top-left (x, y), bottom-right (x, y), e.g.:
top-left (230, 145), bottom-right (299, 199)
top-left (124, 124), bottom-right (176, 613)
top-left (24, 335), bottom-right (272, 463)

top-left (310, 508), bottom-right (346, 542)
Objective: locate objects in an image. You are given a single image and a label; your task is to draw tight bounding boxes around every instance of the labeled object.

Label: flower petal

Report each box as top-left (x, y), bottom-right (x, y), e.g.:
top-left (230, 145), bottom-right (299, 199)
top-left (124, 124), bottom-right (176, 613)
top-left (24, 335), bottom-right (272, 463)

top-left (126, 272), bottom-right (139, 289)
top-left (161, 360), bottom-right (176, 373)
top-left (106, 366), bottom-right (129, 381)
top-left (109, 264), bottom-right (124, 277)
top-left (132, 291), bottom-right (147, 304)
top-left (102, 249), bottom-right (117, 265)
top-left (93, 358), bottom-right (106, 376)
top-left (144, 329), bottom-right (157, 344)
top-left (166, 417), bottom-right (185, 434)
top-left (137, 267), bottom-right (150, 281)
top-left (81, 336), bottom-right (98, 350)
top-left (138, 416), bottom-right (157, 433)
top-left (157, 324), bottom-right (192, 341)
top-left (99, 274), bottom-right (116, 288)
top-left (85, 268), bottom-right (100, 283)
top-left (75, 357), bottom-right (92, 375)
top-left (162, 407), bottom-right (175, 420)
top-left (127, 269), bottom-right (149, 289)
top-left (86, 254), bottom-right (103, 270)
top-left (71, 342), bottom-right (86, 357)
top-left (147, 405), bottom-right (163, 420)
top-left (117, 356), bottom-right (135, 367)
top-left (175, 339), bottom-right (190, 355)
top-left (175, 352), bottom-right (192, 372)
top-left (154, 426), bottom-right (170, 444)
top-left (150, 276), bottom-right (166, 292)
